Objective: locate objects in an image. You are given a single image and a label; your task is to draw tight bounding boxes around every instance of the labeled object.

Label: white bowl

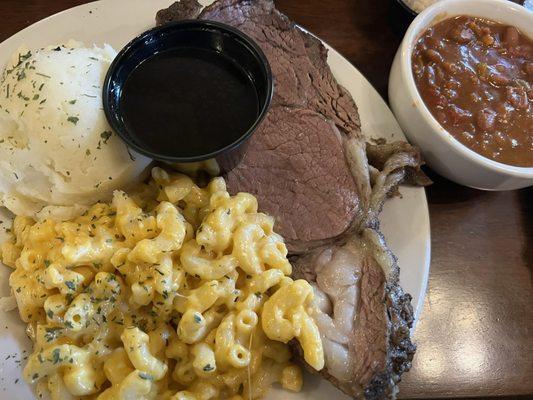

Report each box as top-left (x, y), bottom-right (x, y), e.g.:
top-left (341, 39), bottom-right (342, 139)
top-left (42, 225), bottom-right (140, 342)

top-left (389, 0), bottom-right (533, 190)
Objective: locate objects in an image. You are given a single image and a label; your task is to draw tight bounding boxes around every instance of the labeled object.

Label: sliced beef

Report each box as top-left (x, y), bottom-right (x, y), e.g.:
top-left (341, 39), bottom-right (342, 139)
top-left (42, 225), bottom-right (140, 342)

top-left (156, 1), bottom-right (428, 254)
top-left (156, 2), bottom-right (423, 398)
top-left (198, 0), bottom-right (362, 139)
top-left (225, 106), bottom-right (362, 251)
top-left (292, 229), bottom-right (416, 399)
top-left (156, 0), bottom-right (371, 254)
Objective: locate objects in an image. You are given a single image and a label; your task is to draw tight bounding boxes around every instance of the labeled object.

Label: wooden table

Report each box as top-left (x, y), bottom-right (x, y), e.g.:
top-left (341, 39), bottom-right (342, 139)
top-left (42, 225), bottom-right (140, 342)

top-left (0, 0), bottom-right (531, 398)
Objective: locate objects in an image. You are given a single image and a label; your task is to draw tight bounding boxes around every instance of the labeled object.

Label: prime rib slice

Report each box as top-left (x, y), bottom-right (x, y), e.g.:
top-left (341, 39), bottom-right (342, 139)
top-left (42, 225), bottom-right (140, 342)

top-left (156, 1), bottom-right (424, 399)
top-left (292, 229), bottom-right (415, 399)
top-left (224, 106), bottom-right (364, 252)
top-left (197, 0), bottom-right (370, 254)
top-left (156, 0), bottom-right (428, 254)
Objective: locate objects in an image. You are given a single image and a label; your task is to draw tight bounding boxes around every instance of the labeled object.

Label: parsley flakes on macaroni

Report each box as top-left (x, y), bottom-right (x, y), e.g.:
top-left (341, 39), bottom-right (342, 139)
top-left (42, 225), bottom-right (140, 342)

top-left (1, 167), bottom-right (324, 400)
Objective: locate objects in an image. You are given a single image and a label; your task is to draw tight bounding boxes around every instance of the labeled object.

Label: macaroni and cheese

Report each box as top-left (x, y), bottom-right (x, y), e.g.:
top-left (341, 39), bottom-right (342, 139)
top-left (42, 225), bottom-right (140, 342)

top-left (1, 167), bottom-right (324, 400)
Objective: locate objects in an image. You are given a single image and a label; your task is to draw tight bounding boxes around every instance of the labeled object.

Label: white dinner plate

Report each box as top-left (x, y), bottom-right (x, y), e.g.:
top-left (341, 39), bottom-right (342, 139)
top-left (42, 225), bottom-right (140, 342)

top-left (0, 0), bottom-right (431, 398)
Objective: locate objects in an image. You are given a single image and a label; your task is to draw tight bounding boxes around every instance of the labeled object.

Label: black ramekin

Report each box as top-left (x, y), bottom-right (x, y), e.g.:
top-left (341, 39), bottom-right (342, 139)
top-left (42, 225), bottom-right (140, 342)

top-left (103, 20), bottom-right (273, 174)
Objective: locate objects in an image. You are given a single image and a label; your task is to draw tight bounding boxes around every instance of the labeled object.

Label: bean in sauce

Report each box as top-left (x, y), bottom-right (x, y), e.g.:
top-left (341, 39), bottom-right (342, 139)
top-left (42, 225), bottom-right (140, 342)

top-left (412, 16), bottom-right (533, 167)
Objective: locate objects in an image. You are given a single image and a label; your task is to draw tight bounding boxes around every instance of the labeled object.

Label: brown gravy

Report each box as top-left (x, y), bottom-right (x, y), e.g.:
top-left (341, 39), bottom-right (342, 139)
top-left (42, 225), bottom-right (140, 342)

top-left (412, 16), bottom-right (533, 167)
top-left (120, 47), bottom-right (259, 159)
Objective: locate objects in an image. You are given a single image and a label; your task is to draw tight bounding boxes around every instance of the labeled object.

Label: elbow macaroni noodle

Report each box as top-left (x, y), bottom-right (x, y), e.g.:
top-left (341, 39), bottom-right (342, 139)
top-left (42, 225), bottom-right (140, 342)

top-left (1, 167), bottom-right (323, 399)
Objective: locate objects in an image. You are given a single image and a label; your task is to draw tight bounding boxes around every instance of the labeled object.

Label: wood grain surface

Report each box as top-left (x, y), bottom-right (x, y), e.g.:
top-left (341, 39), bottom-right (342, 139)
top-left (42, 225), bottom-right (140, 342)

top-left (0, 0), bottom-right (531, 399)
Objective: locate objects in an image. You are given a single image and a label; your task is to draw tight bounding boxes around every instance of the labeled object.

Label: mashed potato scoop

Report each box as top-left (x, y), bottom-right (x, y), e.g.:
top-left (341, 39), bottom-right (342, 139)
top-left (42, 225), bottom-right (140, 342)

top-left (0, 41), bottom-right (151, 219)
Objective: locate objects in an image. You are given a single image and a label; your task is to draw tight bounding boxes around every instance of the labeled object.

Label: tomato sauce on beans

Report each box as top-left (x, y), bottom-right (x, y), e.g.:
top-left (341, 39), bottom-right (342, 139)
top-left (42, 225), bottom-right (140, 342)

top-left (412, 16), bottom-right (533, 167)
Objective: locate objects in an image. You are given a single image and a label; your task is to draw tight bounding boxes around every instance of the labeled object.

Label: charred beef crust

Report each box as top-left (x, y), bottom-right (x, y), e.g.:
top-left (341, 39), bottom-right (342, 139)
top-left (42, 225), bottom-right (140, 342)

top-left (363, 229), bottom-right (416, 400)
top-left (360, 142), bottom-right (431, 231)
top-left (366, 142), bottom-right (431, 188)
top-left (155, 0), bottom-right (202, 24)
top-left (364, 284), bottom-right (415, 400)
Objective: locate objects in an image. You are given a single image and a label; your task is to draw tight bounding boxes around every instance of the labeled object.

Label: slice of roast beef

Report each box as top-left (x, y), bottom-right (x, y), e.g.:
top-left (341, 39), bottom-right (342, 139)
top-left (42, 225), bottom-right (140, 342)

top-left (292, 229), bottom-right (416, 399)
top-left (156, 0), bottom-right (427, 254)
top-left (156, 0), bottom-right (372, 254)
top-left (156, 1), bottom-right (422, 398)
top-left (224, 106), bottom-right (363, 252)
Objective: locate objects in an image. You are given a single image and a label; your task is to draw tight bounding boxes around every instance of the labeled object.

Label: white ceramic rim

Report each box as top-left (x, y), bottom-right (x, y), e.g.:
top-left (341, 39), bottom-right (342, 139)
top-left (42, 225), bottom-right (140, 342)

top-left (0, 1), bottom-right (430, 398)
top-left (400, 0), bottom-right (533, 178)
